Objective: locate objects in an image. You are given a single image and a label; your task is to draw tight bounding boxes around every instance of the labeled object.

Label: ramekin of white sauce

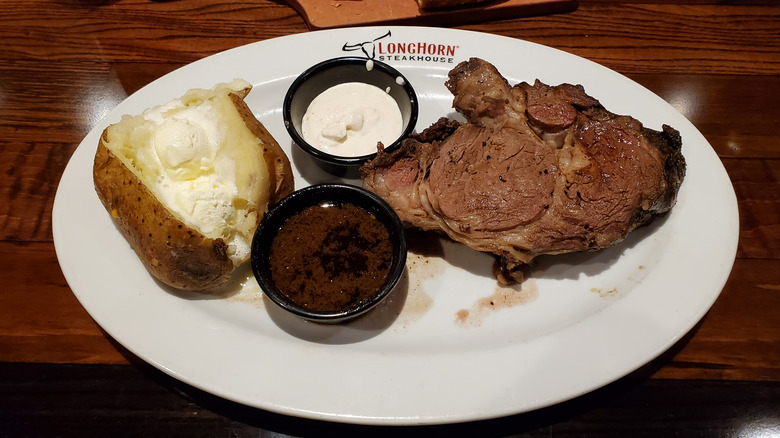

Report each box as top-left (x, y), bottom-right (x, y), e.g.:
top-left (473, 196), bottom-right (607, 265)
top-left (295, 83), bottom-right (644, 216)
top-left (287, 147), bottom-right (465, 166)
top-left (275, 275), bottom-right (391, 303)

top-left (301, 82), bottom-right (403, 157)
top-left (283, 57), bottom-right (418, 175)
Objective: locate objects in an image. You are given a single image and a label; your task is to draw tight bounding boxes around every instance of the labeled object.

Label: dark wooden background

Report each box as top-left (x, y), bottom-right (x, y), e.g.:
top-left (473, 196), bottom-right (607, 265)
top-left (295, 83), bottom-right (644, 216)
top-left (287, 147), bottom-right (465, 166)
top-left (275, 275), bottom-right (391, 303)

top-left (1, 0), bottom-right (778, 435)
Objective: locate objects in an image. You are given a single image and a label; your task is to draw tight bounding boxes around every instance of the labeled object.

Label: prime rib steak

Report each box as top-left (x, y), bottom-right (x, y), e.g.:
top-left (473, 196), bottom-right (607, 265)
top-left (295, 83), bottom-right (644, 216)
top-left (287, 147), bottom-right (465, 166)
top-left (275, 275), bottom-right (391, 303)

top-left (361, 58), bottom-right (686, 283)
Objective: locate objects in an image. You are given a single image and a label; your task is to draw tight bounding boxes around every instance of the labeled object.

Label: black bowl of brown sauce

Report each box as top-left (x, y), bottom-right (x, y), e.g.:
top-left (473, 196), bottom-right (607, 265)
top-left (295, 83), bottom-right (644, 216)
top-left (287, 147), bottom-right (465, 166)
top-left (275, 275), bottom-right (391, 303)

top-left (250, 184), bottom-right (407, 324)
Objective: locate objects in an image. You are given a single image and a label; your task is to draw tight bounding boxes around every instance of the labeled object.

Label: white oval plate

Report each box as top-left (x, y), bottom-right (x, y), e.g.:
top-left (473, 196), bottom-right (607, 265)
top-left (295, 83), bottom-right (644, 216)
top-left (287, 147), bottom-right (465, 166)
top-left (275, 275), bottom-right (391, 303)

top-left (53, 26), bottom-right (738, 425)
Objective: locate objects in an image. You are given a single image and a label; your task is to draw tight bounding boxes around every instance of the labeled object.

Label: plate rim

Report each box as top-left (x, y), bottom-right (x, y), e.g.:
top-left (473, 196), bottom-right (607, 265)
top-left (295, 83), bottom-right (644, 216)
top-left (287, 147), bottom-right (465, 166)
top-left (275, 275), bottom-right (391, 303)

top-left (52, 25), bottom-right (739, 425)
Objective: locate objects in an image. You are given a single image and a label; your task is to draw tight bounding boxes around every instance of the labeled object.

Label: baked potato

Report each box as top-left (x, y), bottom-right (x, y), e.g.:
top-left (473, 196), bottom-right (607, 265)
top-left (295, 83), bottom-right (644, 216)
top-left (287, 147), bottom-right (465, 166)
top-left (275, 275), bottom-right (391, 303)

top-left (93, 80), bottom-right (294, 291)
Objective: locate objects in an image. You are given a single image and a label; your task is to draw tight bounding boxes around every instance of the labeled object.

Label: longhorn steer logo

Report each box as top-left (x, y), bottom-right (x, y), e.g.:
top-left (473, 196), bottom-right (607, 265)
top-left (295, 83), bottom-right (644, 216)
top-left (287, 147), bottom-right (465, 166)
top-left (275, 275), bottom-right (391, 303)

top-left (342, 30), bottom-right (392, 59)
top-left (341, 30), bottom-right (459, 64)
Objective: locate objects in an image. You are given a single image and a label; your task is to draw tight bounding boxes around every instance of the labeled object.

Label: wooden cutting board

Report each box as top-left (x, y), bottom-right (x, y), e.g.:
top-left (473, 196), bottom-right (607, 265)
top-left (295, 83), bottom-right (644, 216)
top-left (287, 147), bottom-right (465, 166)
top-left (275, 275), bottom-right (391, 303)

top-left (287, 0), bottom-right (578, 30)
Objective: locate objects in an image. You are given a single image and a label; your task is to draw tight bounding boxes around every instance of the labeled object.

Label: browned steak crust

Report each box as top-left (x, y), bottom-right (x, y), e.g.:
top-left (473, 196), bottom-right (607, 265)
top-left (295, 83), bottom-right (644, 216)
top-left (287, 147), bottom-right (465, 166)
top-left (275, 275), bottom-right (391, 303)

top-left (362, 58), bottom-right (686, 283)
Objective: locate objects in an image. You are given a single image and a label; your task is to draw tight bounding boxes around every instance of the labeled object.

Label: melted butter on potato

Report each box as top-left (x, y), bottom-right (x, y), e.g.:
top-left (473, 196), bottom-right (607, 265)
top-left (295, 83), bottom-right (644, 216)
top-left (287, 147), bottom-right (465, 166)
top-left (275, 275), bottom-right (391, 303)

top-left (153, 118), bottom-right (210, 172)
top-left (101, 79), bottom-right (271, 266)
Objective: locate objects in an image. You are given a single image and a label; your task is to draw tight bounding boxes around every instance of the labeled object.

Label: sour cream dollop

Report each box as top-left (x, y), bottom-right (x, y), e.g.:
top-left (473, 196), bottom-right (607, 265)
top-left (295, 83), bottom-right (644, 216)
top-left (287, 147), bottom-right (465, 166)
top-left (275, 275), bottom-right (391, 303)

top-left (301, 82), bottom-right (403, 157)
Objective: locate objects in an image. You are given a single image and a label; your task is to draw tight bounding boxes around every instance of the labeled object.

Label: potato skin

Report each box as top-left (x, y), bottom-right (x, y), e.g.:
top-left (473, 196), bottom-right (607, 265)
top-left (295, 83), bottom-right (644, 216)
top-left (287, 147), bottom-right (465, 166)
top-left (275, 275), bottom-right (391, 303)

top-left (229, 92), bottom-right (294, 204)
top-left (93, 139), bottom-right (235, 290)
top-left (93, 91), bottom-right (294, 291)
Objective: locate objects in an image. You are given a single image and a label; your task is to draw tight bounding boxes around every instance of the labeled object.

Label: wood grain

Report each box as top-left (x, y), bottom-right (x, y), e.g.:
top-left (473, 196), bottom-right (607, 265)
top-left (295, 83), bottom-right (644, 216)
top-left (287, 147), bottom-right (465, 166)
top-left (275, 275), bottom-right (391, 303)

top-left (0, 2), bottom-right (776, 74)
top-left (286, 0), bottom-right (578, 30)
top-left (2, 73), bottom-right (777, 244)
top-left (1, 237), bottom-right (777, 379)
top-left (463, 5), bottom-right (780, 75)
top-left (0, 242), bottom-right (126, 364)
top-left (0, 362), bottom-right (778, 436)
top-left (0, 0), bottom-right (778, 431)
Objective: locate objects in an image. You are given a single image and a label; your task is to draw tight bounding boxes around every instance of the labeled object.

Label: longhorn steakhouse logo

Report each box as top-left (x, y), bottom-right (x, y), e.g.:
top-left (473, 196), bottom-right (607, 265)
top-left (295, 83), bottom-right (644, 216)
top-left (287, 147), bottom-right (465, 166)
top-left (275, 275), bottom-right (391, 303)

top-left (342, 30), bottom-right (459, 64)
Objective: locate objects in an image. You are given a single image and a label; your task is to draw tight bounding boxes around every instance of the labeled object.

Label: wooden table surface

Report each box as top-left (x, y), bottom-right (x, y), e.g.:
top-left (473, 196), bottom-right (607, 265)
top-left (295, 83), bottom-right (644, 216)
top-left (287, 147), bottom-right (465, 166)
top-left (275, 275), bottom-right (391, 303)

top-left (1, 0), bottom-right (779, 435)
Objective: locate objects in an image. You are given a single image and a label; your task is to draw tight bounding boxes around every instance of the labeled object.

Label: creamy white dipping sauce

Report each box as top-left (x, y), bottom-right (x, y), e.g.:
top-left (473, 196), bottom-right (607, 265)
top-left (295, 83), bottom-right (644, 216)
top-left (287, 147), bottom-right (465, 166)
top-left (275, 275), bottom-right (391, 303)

top-left (301, 82), bottom-right (403, 157)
